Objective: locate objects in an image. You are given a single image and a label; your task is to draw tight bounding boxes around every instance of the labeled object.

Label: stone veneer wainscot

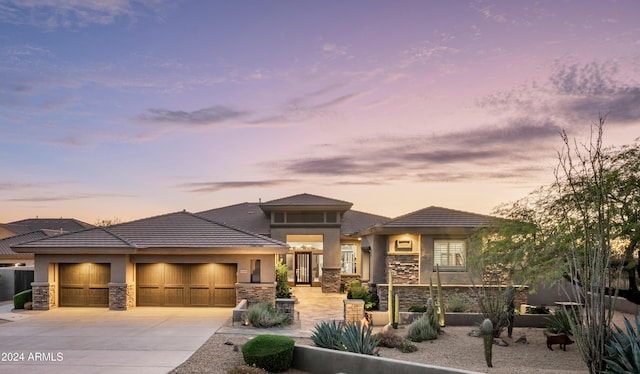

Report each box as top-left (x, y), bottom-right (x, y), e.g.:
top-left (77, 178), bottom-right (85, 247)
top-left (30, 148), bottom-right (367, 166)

top-left (236, 283), bottom-right (276, 305)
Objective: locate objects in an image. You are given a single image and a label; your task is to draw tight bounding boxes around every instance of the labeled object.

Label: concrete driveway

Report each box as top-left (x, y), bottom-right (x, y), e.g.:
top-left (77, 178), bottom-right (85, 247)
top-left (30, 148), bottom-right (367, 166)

top-left (0, 303), bottom-right (230, 373)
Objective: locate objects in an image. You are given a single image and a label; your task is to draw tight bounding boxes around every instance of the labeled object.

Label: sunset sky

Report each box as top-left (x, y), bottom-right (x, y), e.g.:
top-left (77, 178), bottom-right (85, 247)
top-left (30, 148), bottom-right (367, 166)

top-left (1, 0), bottom-right (639, 224)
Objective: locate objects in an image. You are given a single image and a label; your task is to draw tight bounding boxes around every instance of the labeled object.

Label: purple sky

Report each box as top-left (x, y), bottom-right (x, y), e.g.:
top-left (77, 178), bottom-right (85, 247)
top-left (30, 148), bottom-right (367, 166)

top-left (1, 0), bottom-right (639, 224)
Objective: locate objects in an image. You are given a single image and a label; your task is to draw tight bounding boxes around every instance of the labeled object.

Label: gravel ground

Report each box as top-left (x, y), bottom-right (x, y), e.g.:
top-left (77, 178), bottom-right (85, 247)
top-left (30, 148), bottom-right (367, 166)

top-left (171, 325), bottom-right (589, 374)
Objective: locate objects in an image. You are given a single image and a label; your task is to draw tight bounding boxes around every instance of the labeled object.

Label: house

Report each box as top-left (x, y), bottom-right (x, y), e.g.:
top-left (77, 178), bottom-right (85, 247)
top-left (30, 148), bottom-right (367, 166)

top-left (12, 193), bottom-right (511, 311)
top-left (13, 211), bottom-right (288, 310)
top-left (0, 218), bottom-right (94, 266)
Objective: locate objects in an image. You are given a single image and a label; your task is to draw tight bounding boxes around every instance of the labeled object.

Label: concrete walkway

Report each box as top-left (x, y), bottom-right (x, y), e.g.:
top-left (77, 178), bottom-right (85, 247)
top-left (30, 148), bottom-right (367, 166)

top-left (0, 287), bottom-right (346, 373)
top-left (0, 303), bottom-right (230, 373)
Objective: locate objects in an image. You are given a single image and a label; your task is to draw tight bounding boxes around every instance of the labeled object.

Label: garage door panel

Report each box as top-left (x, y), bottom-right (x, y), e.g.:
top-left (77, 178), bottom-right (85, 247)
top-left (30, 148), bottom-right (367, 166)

top-left (136, 263), bottom-right (236, 307)
top-left (163, 287), bottom-right (184, 306)
top-left (88, 288), bottom-right (109, 306)
top-left (90, 263), bottom-right (110, 285)
top-left (213, 288), bottom-right (235, 307)
top-left (137, 263), bottom-right (163, 284)
top-left (164, 264), bottom-right (185, 285)
top-left (188, 288), bottom-right (210, 306)
top-left (137, 286), bottom-right (161, 306)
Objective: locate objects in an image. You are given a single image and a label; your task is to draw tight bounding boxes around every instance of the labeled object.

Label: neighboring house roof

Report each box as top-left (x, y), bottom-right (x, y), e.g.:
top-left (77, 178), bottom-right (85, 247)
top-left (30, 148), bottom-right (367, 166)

top-left (341, 210), bottom-right (391, 236)
top-left (0, 230), bottom-right (50, 257)
top-left (13, 211), bottom-right (287, 252)
top-left (259, 193), bottom-right (353, 212)
top-left (0, 223), bottom-right (34, 236)
top-left (197, 202), bottom-right (270, 235)
top-left (381, 206), bottom-right (494, 228)
top-left (9, 218), bottom-right (93, 233)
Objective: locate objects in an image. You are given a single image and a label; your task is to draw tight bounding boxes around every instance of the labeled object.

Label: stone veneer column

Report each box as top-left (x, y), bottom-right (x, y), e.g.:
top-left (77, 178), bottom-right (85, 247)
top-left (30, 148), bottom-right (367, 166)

top-left (236, 283), bottom-right (276, 305)
top-left (321, 267), bottom-right (341, 293)
top-left (343, 299), bottom-right (365, 324)
top-left (31, 282), bottom-right (56, 310)
top-left (109, 283), bottom-right (136, 310)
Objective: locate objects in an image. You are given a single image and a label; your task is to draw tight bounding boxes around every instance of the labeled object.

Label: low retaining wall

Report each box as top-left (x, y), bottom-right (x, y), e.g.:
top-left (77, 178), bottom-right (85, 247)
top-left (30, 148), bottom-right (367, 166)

top-left (292, 344), bottom-right (481, 374)
top-left (368, 311), bottom-right (550, 327)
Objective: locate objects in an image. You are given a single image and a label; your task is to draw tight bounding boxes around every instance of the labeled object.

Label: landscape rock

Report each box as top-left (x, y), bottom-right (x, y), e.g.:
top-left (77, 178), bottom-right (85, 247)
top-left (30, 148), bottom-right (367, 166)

top-left (515, 333), bottom-right (528, 344)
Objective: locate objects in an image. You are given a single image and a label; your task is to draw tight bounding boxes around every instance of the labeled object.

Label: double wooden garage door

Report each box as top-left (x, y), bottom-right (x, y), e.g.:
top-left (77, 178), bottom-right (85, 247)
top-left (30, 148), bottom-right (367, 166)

top-left (137, 263), bottom-right (237, 307)
top-left (59, 263), bottom-right (110, 307)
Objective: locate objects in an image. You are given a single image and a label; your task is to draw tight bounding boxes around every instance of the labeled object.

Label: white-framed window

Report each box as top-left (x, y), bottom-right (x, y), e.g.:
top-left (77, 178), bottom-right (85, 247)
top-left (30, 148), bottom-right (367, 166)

top-left (434, 240), bottom-right (465, 269)
top-left (341, 244), bottom-right (357, 274)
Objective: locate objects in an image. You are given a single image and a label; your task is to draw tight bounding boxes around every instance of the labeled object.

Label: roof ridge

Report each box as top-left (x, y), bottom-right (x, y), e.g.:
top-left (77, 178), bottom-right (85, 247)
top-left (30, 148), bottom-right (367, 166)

top-left (97, 227), bottom-right (138, 248)
top-left (0, 229), bottom-right (48, 243)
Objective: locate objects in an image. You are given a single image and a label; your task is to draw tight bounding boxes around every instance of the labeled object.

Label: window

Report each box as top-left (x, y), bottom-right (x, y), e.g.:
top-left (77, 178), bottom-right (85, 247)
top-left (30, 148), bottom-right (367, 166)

top-left (341, 244), bottom-right (357, 274)
top-left (434, 240), bottom-right (465, 269)
top-left (286, 234), bottom-right (323, 250)
top-left (250, 259), bottom-right (261, 283)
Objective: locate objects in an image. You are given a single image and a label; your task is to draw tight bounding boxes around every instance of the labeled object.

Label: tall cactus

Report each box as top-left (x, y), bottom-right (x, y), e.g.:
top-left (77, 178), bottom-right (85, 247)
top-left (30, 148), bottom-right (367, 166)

top-left (388, 271), bottom-right (398, 328)
top-left (481, 318), bottom-right (494, 368)
top-left (436, 265), bottom-right (445, 327)
top-left (505, 285), bottom-right (515, 338)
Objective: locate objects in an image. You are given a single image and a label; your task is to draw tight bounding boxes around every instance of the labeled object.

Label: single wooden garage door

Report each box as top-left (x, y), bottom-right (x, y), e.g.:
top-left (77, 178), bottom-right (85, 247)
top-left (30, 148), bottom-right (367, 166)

top-left (136, 263), bottom-right (236, 307)
top-left (59, 263), bottom-right (110, 307)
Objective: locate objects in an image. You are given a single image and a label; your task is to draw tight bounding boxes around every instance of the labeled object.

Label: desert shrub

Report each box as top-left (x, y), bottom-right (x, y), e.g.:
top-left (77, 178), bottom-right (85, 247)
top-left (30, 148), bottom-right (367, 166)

top-left (246, 302), bottom-right (289, 328)
top-left (311, 320), bottom-right (379, 355)
top-left (406, 312), bottom-right (440, 342)
top-left (241, 334), bottom-right (295, 372)
top-left (604, 315), bottom-right (640, 373)
top-left (227, 364), bottom-right (267, 373)
top-left (408, 305), bottom-right (427, 313)
top-left (311, 320), bottom-right (344, 350)
top-left (374, 329), bottom-right (403, 348)
top-left (447, 293), bottom-right (472, 312)
top-left (275, 260), bottom-right (291, 298)
top-left (545, 309), bottom-right (574, 335)
top-left (341, 321), bottom-right (379, 355)
top-left (395, 339), bottom-right (418, 353)
top-left (346, 280), bottom-right (378, 310)
top-left (13, 289), bottom-right (32, 309)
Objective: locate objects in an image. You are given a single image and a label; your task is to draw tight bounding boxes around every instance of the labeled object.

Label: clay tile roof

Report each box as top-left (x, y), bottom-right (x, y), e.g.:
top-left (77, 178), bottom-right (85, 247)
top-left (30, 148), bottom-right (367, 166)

top-left (0, 230), bottom-right (49, 256)
top-left (382, 206), bottom-right (493, 228)
top-left (9, 218), bottom-right (93, 233)
top-left (197, 202), bottom-right (270, 235)
top-left (341, 210), bottom-right (390, 235)
top-left (14, 211), bottom-right (287, 250)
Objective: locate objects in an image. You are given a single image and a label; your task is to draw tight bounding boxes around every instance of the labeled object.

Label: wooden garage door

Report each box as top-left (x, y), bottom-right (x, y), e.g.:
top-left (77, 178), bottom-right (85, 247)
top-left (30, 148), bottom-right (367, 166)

top-left (136, 263), bottom-right (236, 307)
top-left (59, 263), bottom-right (110, 307)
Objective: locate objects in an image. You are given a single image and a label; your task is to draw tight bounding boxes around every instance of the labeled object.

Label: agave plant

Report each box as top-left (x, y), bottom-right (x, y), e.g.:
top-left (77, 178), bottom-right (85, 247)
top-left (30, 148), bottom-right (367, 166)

top-left (310, 320), bottom-right (344, 350)
top-left (603, 315), bottom-right (640, 374)
top-left (341, 321), bottom-right (379, 355)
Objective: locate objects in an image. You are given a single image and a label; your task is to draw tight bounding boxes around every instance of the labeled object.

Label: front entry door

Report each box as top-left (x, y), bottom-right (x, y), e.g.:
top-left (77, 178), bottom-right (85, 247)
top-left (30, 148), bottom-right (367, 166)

top-left (295, 252), bottom-right (311, 285)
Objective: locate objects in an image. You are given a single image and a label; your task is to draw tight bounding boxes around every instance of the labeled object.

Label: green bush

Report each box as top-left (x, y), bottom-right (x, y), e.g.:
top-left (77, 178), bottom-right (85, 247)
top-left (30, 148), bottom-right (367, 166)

top-left (447, 293), bottom-right (472, 312)
top-left (406, 312), bottom-right (440, 342)
top-left (408, 305), bottom-right (427, 313)
top-left (13, 289), bottom-right (32, 309)
top-left (275, 260), bottom-right (291, 298)
top-left (346, 281), bottom-right (378, 310)
top-left (246, 302), bottom-right (289, 328)
top-left (310, 320), bottom-right (344, 350)
top-left (395, 338), bottom-right (418, 353)
top-left (242, 334), bottom-right (295, 372)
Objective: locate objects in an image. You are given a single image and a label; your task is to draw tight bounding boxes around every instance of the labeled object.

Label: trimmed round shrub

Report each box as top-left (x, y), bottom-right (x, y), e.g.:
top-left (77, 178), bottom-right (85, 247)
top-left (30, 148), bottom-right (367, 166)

top-left (13, 289), bottom-right (32, 309)
top-left (241, 334), bottom-right (295, 372)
